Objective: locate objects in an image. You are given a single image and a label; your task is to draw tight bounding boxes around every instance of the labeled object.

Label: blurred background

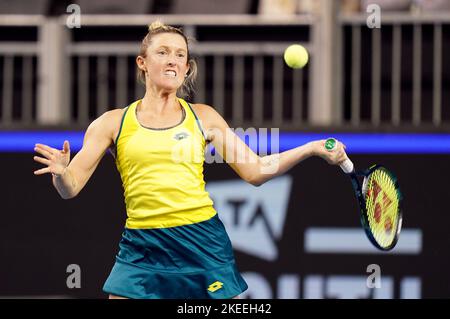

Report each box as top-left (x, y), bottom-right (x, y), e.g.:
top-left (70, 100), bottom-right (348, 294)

top-left (0, 0), bottom-right (449, 298)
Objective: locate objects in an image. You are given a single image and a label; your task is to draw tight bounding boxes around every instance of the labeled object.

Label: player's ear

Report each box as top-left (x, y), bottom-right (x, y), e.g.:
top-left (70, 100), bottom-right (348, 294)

top-left (136, 55), bottom-right (147, 72)
top-left (185, 63), bottom-right (190, 78)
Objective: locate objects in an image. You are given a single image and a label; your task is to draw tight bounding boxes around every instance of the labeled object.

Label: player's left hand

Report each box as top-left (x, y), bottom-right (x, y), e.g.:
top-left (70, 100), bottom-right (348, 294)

top-left (310, 139), bottom-right (348, 166)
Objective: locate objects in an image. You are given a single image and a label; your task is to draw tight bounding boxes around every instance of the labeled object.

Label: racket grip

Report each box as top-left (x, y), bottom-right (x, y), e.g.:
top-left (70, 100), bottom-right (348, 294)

top-left (339, 157), bottom-right (354, 174)
top-left (324, 137), bottom-right (354, 174)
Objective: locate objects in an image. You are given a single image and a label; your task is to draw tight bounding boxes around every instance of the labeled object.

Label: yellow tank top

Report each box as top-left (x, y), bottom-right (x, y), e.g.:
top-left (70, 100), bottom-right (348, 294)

top-left (114, 98), bottom-right (216, 229)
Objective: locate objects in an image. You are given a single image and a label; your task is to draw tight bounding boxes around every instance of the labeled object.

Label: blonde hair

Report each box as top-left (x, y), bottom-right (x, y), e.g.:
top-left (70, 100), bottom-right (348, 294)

top-left (137, 21), bottom-right (197, 99)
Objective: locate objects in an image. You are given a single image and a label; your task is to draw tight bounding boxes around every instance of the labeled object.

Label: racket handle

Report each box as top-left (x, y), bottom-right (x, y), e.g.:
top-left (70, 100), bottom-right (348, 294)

top-left (339, 157), bottom-right (354, 174)
top-left (324, 138), bottom-right (354, 174)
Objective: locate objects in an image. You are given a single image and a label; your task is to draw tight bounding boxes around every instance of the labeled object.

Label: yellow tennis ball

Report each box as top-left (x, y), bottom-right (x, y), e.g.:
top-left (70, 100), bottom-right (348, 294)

top-left (284, 44), bottom-right (309, 69)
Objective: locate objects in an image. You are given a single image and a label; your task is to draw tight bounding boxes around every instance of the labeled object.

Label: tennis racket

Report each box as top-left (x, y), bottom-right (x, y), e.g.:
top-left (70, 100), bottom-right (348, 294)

top-left (325, 138), bottom-right (403, 251)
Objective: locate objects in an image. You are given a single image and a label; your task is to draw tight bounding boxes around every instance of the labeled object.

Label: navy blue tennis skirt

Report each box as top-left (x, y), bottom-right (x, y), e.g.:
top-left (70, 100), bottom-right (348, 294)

top-left (103, 213), bottom-right (248, 299)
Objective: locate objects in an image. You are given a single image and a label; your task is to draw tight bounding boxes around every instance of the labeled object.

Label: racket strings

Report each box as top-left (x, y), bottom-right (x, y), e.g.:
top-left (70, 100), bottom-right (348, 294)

top-left (365, 169), bottom-right (400, 248)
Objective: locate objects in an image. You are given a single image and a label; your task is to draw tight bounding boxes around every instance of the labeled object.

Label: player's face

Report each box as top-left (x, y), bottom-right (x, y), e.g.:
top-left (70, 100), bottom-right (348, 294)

top-left (143, 33), bottom-right (189, 92)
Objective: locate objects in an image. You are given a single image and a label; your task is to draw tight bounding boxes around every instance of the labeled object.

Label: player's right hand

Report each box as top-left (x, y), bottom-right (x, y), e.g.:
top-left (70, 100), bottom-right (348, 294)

top-left (33, 140), bottom-right (71, 177)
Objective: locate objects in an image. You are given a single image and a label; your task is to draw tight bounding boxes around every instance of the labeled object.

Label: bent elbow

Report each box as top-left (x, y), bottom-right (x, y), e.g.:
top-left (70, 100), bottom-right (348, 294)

top-left (60, 193), bottom-right (75, 200)
top-left (246, 175), bottom-right (265, 187)
top-left (58, 189), bottom-right (78, 200)
top-left (250, 180), bottom-right (263, 187)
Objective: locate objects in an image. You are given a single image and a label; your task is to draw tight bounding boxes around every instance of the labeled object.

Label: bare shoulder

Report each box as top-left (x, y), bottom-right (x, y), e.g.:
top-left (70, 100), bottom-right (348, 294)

top-left (86, 108), bottom-right (127, 141)
top-left (103, 107), bottom-right (127, 121)
top-left (190, 103), bottom-right (216, 117)
top-left (190, 103), bottom-right (226, 130)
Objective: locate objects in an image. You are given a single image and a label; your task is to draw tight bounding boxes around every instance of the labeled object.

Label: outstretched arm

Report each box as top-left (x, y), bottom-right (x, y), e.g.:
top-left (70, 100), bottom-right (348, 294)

top-left (195, 104), bottom-right (348, 186)
top-left (34, 110), bottom-right (118, 199)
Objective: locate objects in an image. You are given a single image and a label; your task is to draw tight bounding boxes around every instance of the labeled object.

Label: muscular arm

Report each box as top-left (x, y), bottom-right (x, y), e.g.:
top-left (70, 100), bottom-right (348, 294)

top-left (35, 110), bottom-right (122, 199)
top-left (193, 104), bottom-right (347, 186)
top-left (51, 111), bottom-right (119, 199)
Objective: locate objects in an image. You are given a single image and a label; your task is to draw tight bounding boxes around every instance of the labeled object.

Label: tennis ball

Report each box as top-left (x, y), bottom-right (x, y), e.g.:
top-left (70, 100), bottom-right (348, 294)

top-left (283, 44), bottom-right (309, 69)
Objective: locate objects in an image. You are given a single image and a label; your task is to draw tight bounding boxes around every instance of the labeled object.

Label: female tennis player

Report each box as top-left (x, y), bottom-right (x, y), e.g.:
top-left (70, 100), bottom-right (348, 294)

top-left (33, 21), bottom-right (348, 299)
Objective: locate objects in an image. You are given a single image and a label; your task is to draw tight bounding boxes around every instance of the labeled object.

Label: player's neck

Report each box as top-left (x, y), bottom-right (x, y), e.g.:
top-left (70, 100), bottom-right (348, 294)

top-left (140, 90), bottom-right (179, 115)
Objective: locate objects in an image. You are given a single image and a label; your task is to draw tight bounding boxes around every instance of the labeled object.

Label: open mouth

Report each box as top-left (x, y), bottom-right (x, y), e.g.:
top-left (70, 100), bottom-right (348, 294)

top-left (164, 70), bottom-right (177, 77)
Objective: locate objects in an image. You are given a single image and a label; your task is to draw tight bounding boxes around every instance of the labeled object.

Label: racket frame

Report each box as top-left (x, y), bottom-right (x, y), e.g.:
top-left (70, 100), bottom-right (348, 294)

top-left (349, 164), bottom-right (403, 251)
